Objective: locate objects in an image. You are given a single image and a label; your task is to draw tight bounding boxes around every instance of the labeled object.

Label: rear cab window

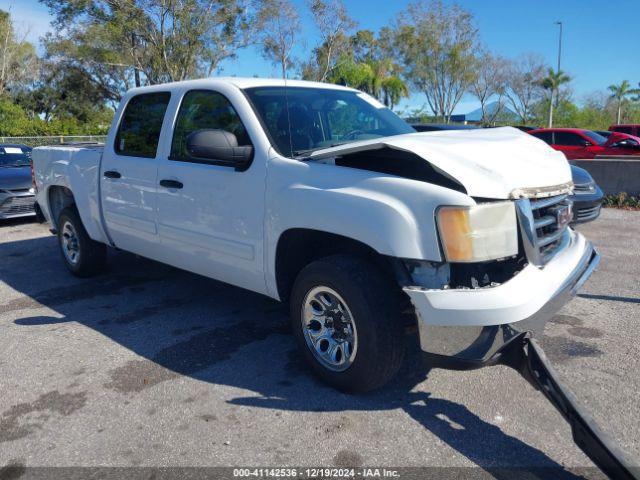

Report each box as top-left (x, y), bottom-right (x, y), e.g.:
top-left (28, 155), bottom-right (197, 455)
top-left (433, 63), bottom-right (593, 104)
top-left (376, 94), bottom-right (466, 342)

top-left (115, 92), bottom-right (171, 158)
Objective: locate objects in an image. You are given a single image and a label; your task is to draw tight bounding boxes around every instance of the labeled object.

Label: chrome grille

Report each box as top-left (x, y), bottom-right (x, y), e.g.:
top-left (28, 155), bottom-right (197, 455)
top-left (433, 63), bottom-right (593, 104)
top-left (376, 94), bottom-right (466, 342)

top-left (516, 194), bottom-right (572, 266)
top-left (0, 195), bottom-right (35, 216)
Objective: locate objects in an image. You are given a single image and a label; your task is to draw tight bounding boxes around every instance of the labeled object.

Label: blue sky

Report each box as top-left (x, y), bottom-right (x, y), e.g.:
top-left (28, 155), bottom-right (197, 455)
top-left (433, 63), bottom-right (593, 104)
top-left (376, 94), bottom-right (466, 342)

top-left (1, 0), bottom-right (639, 114)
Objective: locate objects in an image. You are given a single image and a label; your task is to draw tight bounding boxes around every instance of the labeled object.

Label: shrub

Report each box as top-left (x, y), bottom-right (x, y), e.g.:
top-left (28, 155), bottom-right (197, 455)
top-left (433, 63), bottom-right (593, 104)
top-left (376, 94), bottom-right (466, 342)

top-left (603, 192), bottom-right (640, 210)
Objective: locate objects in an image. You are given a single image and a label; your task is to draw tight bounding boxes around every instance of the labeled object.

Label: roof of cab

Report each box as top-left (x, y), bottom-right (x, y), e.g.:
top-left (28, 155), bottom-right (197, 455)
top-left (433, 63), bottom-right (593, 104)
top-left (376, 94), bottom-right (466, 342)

top-left (126, 77), bottom-right (358, 95)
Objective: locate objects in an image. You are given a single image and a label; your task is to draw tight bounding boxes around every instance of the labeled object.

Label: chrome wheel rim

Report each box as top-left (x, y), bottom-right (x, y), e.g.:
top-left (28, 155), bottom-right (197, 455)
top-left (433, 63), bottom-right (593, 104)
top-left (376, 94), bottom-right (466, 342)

top-left (301, 286), bottom-right (358, 372)
top-left (61, 221), bottom-right (80, 266)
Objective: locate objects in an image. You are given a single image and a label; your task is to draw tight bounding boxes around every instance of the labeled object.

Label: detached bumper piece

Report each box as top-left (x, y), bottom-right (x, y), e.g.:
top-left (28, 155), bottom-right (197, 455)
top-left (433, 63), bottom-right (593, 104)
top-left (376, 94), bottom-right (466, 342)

top-left (405, 231), bottom-right (598, 365)
top-left (500, 336), bottom-right (639, 480)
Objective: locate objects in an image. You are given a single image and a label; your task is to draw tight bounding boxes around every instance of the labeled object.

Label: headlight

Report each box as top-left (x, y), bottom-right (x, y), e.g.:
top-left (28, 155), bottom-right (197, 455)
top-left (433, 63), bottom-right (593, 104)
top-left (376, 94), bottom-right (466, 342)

top-left (573, 183), bottom-right (596, 195)
top-left (437, 202), bottom-right (518, 262)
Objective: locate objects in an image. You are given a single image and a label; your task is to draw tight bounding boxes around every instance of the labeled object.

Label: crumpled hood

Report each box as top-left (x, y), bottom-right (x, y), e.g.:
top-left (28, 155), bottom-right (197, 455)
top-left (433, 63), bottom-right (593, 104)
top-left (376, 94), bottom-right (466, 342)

top-left (307, 127), bottom-right (572, 199)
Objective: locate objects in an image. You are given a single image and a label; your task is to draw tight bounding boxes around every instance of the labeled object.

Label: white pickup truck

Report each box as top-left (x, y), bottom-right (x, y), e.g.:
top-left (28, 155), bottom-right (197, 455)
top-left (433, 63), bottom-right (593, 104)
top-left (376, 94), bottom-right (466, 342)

top-left (33, 77), bottom-right (599, 393)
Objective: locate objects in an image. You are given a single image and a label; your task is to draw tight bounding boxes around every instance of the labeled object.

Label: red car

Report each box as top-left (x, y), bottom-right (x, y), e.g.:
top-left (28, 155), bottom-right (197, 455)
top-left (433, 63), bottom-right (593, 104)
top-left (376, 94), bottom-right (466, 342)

top-left (610, 124), bottom-right (640, 137)
top-left (528, 128), bottom-right (640, 159)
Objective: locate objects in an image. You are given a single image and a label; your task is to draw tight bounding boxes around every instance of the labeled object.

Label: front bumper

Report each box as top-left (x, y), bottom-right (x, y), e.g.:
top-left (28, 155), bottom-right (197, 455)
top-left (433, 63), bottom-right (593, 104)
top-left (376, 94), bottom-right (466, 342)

top-left (0, 190), bottom-right (36, 219)
top-left (570, 186), bottom-right (604, 224)
top-left (404, 229), bottom-right (599, 366)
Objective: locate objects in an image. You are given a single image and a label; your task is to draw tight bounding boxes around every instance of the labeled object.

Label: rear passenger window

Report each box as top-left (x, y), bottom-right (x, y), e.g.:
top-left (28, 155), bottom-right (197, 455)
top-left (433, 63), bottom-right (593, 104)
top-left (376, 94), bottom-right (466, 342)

top-left (115, 92), bottom-right (171, 158)
top-left (555, 132), bottom-right (585, 146)
top-left (613, 126), bottom-right (633, 135)
top-left (170, 90), bottom-right (251, 161)
top-left (531, 131), bottom-right (553, 144)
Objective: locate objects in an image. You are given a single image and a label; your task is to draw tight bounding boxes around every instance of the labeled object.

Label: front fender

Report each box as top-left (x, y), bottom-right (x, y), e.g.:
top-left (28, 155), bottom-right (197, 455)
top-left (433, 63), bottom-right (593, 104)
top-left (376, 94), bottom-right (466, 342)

top-left (265, 156), bottom-right (474, 295)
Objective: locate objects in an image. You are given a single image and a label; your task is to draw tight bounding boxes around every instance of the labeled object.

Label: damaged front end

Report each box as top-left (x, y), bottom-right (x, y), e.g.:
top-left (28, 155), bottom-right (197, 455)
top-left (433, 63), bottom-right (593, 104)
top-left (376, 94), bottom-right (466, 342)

top-left (401, 186), bottom-right (597, 366)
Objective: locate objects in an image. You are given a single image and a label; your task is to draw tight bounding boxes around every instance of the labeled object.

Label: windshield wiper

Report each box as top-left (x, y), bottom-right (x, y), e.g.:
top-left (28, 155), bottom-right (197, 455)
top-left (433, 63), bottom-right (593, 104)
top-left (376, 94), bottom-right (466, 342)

top-left (293, 141), bottom-right (355, 158)
top-left (0, 164), bottom-right (30, 168)
top-left (292, 148), bottom-right (317, 157)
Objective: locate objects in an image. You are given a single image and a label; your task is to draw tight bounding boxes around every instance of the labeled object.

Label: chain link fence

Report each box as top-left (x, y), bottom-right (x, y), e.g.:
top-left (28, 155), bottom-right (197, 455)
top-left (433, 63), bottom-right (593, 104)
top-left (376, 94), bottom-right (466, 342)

top-left (0, 135), bottom-right (107, 147)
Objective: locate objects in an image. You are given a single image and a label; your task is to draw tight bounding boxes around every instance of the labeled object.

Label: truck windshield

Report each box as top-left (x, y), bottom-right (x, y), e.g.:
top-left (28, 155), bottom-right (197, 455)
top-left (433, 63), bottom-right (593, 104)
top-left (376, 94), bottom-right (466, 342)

top-left (0, 146), bottom-right (31, 167)
top-left (244, 86), bottom-right (415, 158)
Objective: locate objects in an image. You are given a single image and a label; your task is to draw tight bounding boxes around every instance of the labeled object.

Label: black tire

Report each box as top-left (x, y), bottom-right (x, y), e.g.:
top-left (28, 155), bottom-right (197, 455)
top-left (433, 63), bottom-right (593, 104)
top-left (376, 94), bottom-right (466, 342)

top-left (290, 254), bottom-right (405, 393)
top-left (57, 207), bottom-right (106, 277)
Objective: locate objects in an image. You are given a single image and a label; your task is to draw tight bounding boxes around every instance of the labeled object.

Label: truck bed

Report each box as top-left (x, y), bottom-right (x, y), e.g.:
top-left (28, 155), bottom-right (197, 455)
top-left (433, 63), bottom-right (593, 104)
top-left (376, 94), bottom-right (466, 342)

top-left (32, 143), bottom-right (109, 244)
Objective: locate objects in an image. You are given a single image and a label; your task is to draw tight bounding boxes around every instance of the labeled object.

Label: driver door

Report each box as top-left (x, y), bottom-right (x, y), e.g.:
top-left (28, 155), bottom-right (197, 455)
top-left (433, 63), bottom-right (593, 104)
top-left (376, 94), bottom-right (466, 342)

top-left (155, 89), bottom-right (268, 294)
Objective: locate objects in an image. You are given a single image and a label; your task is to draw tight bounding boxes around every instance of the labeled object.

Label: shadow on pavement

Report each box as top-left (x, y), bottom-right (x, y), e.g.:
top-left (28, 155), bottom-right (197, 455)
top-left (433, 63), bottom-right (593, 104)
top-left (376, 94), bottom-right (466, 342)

top-left (578, 293), bottom-right (640, 304)
top-left (0, 234), bottom-right (584, 479)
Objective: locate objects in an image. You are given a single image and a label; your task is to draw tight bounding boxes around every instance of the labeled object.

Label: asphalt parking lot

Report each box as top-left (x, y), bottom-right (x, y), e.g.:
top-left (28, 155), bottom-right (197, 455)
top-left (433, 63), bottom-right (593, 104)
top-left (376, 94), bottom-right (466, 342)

top-left (0, 208), bottom-right (638, 478)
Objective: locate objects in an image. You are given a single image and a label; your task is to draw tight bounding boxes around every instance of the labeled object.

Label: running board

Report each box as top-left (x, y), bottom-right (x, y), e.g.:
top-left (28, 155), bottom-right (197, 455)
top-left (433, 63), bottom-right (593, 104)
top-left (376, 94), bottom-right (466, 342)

top-left (500, 336), bottom-right (639, 480)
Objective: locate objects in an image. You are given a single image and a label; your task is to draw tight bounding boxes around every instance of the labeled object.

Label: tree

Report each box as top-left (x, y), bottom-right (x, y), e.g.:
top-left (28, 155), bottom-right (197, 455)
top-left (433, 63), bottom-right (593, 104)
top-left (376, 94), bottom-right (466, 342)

top-left (258, 0), bottom-right (301, 78)
top-left (328, 59), bottom-right (373, 91)
top-left (394, 0), bottom-right (479, 122)
top-left (41, 0), bottom-right (260, 100)
top-left (468, 51), bottom-right (508, 125)
top-left (0, 9), bottom-right (38, 96)
top-left (305, 0), bottom-right (355, 82)
top-left (540, 68), bottom-right (571, 127)
top-left (608, 80), bottom-right (638, 124)
top-left (504, 53), bottom-right (546, 124)
top-left (16, 60), bottom-right (114, 128)
top-left (381, 75), bottom-right (409, 109)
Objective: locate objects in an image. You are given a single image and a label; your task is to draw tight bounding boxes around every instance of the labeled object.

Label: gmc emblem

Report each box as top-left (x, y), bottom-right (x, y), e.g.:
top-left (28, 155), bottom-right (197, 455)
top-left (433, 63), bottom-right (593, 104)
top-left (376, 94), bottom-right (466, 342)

top-left (556, 204), bottom-right (573, 229)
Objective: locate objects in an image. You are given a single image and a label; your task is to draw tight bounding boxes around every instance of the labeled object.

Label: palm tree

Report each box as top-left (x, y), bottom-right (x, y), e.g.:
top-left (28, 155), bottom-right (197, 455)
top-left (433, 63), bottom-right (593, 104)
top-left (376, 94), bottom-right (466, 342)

top-left (608, 80), bottom-right (638, 124)
top-left (366, 59), bottom-right (409, 109)
top-left (381, 76), bottom-right (409, 109)
top-left (540, 68), bottom-right (571, 128)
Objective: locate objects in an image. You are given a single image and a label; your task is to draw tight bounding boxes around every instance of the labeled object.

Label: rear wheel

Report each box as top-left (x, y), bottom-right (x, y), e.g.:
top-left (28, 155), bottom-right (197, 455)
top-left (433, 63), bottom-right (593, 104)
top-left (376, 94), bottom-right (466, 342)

top-left (57, 207), bottom-right (106, 277)
top-left (290, 254), bottom-right (405, 393)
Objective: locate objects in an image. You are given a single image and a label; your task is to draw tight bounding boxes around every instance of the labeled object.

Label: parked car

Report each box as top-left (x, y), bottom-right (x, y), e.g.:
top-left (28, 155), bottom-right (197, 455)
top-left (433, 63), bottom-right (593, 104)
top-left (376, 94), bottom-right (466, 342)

top-left (512, 125), bottom-right (538, 132)
top-left (0, 144), bottom-right (36, 220)
top-left (609, 124), bottom-right (640, 137)
top-left (33, 78), bottom-right (598, 393)
top-left (528, 127), bottom-right (640, 159)
top-left (569, 165), bottom-right (603, 223)
top-left (411, 123), bottom-right (479, 132)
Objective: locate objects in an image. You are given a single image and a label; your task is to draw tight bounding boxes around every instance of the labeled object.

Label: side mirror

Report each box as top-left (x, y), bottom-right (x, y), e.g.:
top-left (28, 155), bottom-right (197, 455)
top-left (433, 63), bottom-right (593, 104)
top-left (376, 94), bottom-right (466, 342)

top-left (186, 129), bottom-right (253, 171)
top-left (582, 141), bottom-right (592, 147)
top-left (613, 140), bottom-right (639, 148)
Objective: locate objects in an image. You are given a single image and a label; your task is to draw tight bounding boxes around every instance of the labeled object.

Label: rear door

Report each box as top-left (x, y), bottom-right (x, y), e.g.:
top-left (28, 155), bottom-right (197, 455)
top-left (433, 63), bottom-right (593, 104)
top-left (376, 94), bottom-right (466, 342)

top-left (154, 88), bottom-right (268, 294)
top-left (554, 131), bottom-right (597, 159)
top-left (100, 91), bottom-right (171, 256)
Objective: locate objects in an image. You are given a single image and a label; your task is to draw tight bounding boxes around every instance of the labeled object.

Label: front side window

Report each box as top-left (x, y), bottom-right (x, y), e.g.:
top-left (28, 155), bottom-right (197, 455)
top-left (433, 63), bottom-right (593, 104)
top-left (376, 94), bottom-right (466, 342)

top-left (170, 90), bottom-right (251, 161)
top-left (555, 132), bottom-right (587, 146)
top-left (115, 92), bottom-right (171, 158)
top-left (582, 131), bottom-right (607, 146)
top-left (244, 86), bottom-right (414, 157)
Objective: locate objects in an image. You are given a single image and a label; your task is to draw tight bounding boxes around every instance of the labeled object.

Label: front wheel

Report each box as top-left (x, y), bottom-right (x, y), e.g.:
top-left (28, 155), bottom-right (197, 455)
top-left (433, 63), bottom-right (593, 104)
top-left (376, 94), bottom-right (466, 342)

top-left (290, 254), bottom-right (405, 393)
top-left (57, 207), bottom-right (106, 277)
